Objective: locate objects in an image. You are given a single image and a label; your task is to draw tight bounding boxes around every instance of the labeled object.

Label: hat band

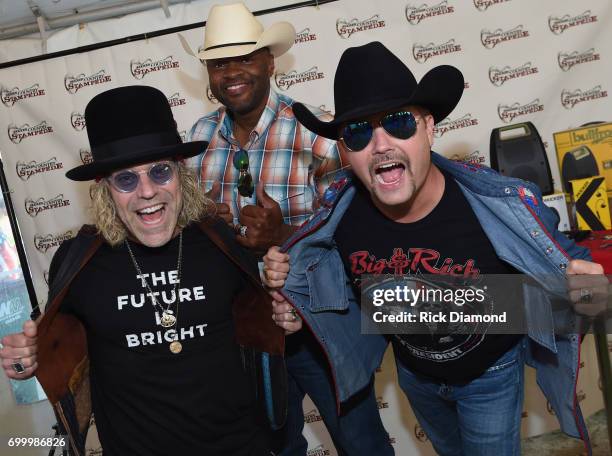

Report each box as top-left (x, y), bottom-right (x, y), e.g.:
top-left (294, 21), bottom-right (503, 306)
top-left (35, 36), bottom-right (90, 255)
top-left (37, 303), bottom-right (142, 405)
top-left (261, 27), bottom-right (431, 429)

top-left (204, 41), bottom-right (257, 51)
top-left (92, 131), bottom-right (180, 161)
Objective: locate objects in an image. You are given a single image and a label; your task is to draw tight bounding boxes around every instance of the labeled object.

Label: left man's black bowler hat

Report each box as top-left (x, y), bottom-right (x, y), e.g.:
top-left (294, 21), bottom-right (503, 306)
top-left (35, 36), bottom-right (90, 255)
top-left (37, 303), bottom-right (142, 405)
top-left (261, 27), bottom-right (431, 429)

top-left (66, 85), bottom-right (207, 181)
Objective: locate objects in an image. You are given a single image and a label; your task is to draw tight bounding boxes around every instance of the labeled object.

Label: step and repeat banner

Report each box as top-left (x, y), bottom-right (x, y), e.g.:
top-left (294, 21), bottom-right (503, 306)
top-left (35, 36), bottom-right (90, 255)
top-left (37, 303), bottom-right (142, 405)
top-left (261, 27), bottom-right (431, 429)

top-left (0, 0), bottom-right (610, 454)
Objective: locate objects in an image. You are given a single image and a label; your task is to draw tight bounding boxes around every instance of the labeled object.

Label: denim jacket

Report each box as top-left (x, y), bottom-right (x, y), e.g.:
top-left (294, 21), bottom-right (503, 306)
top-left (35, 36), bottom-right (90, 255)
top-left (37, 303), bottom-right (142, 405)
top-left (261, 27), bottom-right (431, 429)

top-left (280, 152), bottom-right (591, 450)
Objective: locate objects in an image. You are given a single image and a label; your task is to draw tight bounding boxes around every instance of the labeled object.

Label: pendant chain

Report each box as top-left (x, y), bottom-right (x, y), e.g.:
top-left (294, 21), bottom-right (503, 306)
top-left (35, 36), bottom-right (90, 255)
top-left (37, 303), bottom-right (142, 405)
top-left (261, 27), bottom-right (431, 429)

top-left (125, 231), bottom-right (183, 329)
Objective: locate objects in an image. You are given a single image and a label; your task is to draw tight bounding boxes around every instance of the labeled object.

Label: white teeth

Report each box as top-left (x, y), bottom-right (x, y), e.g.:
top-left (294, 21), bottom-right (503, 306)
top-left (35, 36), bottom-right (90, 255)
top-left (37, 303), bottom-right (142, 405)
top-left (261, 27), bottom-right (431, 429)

top-left (377, 162), bottom-right (400, 171)
top-left (138, 204), bottom-right (163, 214)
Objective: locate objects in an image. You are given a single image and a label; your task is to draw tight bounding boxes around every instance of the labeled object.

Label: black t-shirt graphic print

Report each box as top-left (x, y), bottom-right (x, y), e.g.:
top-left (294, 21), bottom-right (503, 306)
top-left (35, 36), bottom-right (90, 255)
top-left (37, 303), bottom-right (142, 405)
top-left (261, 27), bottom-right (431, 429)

top-left (61, 224), bottom-right (268, 455)
top-left (335, 172), bottom-right (521, 384)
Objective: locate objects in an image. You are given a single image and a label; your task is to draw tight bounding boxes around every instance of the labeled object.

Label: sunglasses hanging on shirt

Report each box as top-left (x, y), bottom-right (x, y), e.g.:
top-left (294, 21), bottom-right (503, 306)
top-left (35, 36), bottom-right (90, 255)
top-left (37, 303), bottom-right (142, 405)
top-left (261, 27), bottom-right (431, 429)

top-left (232, 148), bottom-right (254, 198)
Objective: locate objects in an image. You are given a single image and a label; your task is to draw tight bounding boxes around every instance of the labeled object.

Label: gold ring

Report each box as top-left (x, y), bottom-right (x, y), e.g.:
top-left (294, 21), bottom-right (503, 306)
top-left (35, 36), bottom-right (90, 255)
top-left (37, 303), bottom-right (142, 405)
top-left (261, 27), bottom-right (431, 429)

top-left (289, 308), bottom-right (299, 322)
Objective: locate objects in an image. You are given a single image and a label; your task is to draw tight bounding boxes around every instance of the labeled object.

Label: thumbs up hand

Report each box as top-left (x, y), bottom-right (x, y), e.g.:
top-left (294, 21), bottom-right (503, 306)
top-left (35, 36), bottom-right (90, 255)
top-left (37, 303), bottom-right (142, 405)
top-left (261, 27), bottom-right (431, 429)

top-left (205, 181), bottom-right (233, 226)
top-left (1, 320), bottom-right (38, 380)
top-left (237, 182), bottom-right (296, 251)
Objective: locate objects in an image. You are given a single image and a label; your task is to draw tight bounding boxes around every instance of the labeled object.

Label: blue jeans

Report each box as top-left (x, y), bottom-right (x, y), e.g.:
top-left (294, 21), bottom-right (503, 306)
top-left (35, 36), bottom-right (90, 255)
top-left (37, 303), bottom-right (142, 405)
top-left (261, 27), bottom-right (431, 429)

top-left (275, 332), bottom-right (394, 456)
top-left (395, 339), bottom-right (525, 456)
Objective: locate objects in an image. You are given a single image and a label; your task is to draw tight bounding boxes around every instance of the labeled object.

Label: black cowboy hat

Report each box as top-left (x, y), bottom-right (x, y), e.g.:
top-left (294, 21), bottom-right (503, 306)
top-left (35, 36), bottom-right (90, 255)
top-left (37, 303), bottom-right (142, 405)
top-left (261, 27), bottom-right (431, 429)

top-left (293, 41), bottom-right (464, 140)
top-left (66, 85), bottom-right (207, 181)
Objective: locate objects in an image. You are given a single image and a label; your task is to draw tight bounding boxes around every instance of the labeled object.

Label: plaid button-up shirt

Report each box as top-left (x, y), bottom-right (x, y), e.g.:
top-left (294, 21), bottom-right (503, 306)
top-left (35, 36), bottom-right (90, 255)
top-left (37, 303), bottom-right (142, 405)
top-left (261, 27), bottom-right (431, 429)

top-left (188, 90), bottom-right (347, 226)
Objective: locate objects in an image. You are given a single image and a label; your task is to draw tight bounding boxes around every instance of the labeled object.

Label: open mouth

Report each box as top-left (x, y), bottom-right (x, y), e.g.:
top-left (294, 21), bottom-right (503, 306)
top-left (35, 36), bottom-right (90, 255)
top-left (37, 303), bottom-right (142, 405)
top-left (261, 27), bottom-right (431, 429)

top-left (374, 162), bottom-right (405, 185)
top-left (136, 203), bottom-right (165, 224)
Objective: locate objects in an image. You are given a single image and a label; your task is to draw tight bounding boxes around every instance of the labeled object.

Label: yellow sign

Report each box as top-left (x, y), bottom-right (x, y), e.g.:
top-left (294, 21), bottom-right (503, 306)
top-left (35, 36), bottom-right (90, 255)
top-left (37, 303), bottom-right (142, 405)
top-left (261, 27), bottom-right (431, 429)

top-left (554, 123), bottom-right (612, 197)
top-left (569, 176), bottom-right (611, 230)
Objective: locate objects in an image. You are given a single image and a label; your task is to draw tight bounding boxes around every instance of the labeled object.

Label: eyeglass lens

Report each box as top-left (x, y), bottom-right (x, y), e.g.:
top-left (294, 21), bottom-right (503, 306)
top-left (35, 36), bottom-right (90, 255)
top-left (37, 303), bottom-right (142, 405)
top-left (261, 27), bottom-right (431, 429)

top-left (109, 162), bottom-right (174, 193)
top-left (341, 111), bottom-right (418, 152)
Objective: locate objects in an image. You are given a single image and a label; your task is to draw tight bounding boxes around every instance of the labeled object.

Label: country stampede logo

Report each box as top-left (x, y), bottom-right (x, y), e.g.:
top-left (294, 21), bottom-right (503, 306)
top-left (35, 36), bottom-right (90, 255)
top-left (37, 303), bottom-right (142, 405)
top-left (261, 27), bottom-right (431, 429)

top-left (295, 27), bottom-right (317, 44)
top-left (16, 157), bottom-right (63, 181)
top-left (130, 56), bottom-right (180, 80)
top-left (473, 0), bottom-right (512, 11)
top-left (303, 409), bottom-right (323, 424)
top-left (167, 92), bottom-right (187, 108)
top-left (306, 445), bottom-right (331, 456)
top-left (481, 25), bottom-right (529, 49)
top-left (434, 114), bottom-right (479, 137)
top-left (558, 48), bottom-right (600, 72)
top-left (8, 121), bottom-right (53, 144)
top-left (548, 10), bottom-right (597, 35)
top-left (24, 194), bottom-right (71, 217)
top-left (414, 424), bottom-right (429, 442)
top-left (488, 62), bottom-right (539, 86)
top-left (205, 85), bottom-right (218, 104)
top-left (275, 66), bottom-right (325, 91)
top-left (1, 83), bottom-right (45, 107)
top-left (561, 86), bottom-right (608, 110)
top-left (405, 1), bottom-right (455, 25)
top-left (497, 99), bottom-right (544, 123)
top-left (71, 112), bottom-right (86, 131)
top-left (413, 39), bottom-right (461, 63)
top-left (376, 396), bottom-right (389, 410)
top-left (336, 15), bottom-right (386, 39)
top-left (64, 70), bottom-right (111, 94)
top-left (34, 231), bottom-right (73, 254)
top-left (79, 149), bottom-right (93, 164)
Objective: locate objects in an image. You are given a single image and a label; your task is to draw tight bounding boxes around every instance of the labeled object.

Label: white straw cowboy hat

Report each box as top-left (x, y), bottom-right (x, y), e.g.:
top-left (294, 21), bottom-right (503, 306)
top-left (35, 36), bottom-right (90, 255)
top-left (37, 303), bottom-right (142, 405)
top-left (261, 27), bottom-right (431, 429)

top-left (198, 2), bottom-right (296, 60)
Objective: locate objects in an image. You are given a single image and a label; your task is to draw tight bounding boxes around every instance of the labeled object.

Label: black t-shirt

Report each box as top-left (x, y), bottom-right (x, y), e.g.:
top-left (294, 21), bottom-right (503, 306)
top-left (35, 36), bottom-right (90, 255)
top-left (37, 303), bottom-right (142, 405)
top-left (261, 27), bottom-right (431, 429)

top-left (59, 224), bottom-right (269, 456)
top-left (335, 171), bottom-right (521, 384)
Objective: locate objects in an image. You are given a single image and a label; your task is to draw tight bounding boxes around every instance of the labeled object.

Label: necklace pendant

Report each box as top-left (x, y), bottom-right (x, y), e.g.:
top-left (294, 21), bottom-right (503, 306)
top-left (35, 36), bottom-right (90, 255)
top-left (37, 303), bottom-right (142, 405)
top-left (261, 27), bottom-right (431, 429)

top-left (169, 341), bottom-right (182, 354)
top-left (160, 312), bottom-right (176, 328)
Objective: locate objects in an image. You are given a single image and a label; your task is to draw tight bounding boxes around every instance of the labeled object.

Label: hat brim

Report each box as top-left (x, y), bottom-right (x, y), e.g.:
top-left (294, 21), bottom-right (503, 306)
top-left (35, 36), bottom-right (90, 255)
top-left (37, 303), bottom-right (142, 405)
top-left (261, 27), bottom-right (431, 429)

top-left (66, 140), bottom-right (207, 181)
top-left (198, 22), bottom-right (295, 60)
top-left (294, 65), bottom-right (464, 140)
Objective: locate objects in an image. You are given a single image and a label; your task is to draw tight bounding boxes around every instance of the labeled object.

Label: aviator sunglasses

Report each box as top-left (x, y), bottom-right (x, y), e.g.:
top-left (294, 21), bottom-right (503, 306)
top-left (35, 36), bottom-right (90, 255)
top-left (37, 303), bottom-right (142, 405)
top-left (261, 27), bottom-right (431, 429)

top-left (340, 110), bottom-right (419, 152)
top-left (107, 162), bottom-right (176, 193)
top-left (232, 149), bottom-right (254, 198)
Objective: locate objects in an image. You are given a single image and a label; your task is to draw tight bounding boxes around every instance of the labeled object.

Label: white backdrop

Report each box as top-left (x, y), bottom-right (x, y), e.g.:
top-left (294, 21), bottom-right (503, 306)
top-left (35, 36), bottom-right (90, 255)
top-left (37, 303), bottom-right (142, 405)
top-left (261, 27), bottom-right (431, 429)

top-left (0, 0), bottom-right (610, 454)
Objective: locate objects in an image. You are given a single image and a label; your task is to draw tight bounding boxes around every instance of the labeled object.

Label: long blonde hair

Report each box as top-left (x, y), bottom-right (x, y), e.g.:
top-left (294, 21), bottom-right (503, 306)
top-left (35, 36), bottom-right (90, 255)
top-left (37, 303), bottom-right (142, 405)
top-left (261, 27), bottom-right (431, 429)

top-left (89, 162), bottom-right (214, 245)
